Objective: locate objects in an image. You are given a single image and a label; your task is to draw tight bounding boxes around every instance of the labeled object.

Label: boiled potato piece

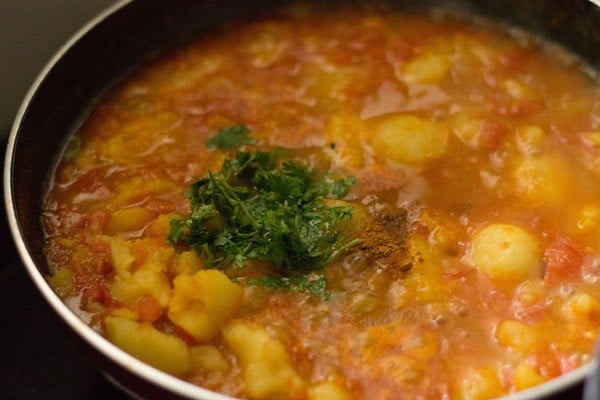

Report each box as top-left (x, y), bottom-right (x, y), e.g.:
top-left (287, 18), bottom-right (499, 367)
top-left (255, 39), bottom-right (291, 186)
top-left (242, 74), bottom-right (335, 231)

top-left (403, 234), bottom-right (447, 303)
top-left (562, 291), bottom-right (600, 320)
top-left (105, 316), bottom-right (191, 378)
top-left (325, 113), bottom-right (367, 168)
top-left (495, 319), bottom-right (544, 353)
top-left (371, 115), bottom-right (448, 164)
top-left (47, 267), bottom-right (74, 297)
top-left (109, 242), bottom-right (173, 308)
top-left (105, 207), bottom-right (156, 235)
top-left (515, 125), bottom-right (546, 156)
top-left (308, 381), bottom-right (351, 400)
top-left (513, 361), bottom-right (546, 390)
top-left (321, 198), bottom-right (369, 239)
top-left (105, 236), bottom-right (135, 276)
top-left (454, 367), bottom-right (504, 400)
top-left (144, 214), bottom-right (177, 237)
top-left (514, 155), bottom-right (570, 206)
top-left (168, 270), bottom-right (243, 341)
top-left (449, 112), bottom-right (505, 150)
top-left (189, 345), bottom-right (230, 373)
top-left (222, 320), bottom-right (304, 399)
top-left (172, 250), bottom-right (204, 275)
top-left (501, 79), bottom-right (533, 100)
top-left (470, 224), bottom-right (542, 285)
top-left (400, 52), bottom-right (452, 84)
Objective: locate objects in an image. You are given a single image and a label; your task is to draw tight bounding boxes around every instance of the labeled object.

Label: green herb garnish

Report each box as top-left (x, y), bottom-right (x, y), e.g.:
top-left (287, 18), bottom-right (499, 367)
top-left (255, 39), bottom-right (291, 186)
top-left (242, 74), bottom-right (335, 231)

top-left (205, 124), bottom-right (255, 149)
top-left (169, 127), bottom-right (360, 294)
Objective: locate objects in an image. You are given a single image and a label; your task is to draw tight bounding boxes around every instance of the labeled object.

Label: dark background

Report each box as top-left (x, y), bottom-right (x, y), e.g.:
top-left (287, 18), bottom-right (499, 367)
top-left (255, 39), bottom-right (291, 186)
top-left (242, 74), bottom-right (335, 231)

top-left (0, 1), bottom-right (589, 399)
top-left (1, 1), bottom-right (128, 398)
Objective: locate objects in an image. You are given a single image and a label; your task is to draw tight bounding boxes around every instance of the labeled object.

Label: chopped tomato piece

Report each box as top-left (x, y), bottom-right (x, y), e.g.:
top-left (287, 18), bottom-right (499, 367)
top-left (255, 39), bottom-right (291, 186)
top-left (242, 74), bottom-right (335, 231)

top-left (543, 235), bottom-right (583, 285)
top-left (137, 294), bottom-right (163, 322)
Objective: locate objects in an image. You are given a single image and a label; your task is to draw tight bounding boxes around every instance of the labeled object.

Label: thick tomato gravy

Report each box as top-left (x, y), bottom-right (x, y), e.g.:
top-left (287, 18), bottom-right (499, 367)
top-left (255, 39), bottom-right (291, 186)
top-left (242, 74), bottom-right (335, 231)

top-left (43, 7), bottom-right (600, 400)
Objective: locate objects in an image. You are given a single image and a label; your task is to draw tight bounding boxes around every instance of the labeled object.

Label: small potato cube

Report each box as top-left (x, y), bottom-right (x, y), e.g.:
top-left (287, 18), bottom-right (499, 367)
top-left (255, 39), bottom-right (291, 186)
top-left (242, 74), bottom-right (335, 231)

top-left (105, 316), bottom-right (191, 378)
top-left (516, 125), bottom-right (546, 156)
top-left (103, 113), bottom-right (178, 164)
top-left (583, 131), bottom-right (600, 146)
top-left (371, 114), bottom-right (449, 164)
top-left (190, 345), bottom-right (230, 373)
top-left (454, 367), bottom-right (504, 400)
top-left (110, 178), bottom-right (177, 209)
top-left (495, 319), bottom-right (544, 353)
top-left (513, 361), bottom-right (546, 390)
top-left (321, 199), bottom-right (368, 239)
top-left (325, 113), bottom-right (367, 168)
top-left (449, 113), bottom-right (505, 150)
top-left (47, 267), bottom-right (74, 297)
top-left (109, 244), bottom-right (173, 308)
top-left (577, 206), bottom-right (600, 232)
top-left (222, 320), bottom-right (304, 399)
top-left (105, 207), bottom-right (156, 235)
top-left (400, 52), bottom-right (451, 84)
top-left (172, 250), bottom-right (204, 276)
top-left (501, 79), bottom-right (533, 100)
top-left (405, 234), bottom-right (447, 303)
top-left (562, 291), bottom-right (600, 320)
top-left (450, 113), bottom-right (484, 149)
top-left (168, 270), bottom-right (243, 341)
top-left (514, 156), bottom-right (570, 206)
top-left (105, 236), bottom-right (135, 276)
top-left (308, 381), bottom-right (351, 400)
top-left (144, 214), bottom-right (177, 237)
top-left (515, 280), bottom-right (547, 307)
top-left (470, 223), bottom-right (542, 285)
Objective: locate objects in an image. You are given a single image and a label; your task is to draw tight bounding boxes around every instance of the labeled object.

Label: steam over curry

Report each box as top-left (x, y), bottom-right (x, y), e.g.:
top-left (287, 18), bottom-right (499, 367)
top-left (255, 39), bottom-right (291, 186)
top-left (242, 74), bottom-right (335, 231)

top-left (44, 6), bottom-right (600, 400)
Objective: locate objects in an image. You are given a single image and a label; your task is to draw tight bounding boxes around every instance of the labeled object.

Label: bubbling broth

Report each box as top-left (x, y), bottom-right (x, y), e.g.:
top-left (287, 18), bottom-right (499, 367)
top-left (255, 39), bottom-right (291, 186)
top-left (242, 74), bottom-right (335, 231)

top-left (43, 6), bottom-right (600, 400)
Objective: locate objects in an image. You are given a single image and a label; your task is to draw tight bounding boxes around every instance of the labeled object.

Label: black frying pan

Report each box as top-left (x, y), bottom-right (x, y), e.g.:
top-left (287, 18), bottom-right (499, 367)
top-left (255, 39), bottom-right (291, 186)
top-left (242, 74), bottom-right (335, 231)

top-left (5, 1), bottom-right (600, 398)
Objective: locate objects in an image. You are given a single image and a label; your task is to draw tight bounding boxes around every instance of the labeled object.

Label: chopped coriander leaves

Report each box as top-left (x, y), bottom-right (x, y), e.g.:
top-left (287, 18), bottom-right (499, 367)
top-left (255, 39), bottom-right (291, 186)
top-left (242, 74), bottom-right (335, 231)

top-left (169, 126), bottom-right (361, 296)
top-left (205, 124), bottom-right (255, 149)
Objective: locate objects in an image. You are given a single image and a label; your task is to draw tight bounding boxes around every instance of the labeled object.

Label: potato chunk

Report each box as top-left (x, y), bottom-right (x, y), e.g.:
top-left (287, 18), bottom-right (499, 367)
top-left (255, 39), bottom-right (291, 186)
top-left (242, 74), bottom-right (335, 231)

top-left (308, 381), bottom-right (351, 400)
top-left (105, 207), bottom-right (156, 235)
top-left (105, 316), bottom-right (191, 378)
top-left (190, 345), bottom-right (230, 373)
top-left (495, 319), bottom-right (544, 353)
top-left (325, 113), bottom-right (367, 168)
top-left (400, 52), bottom-right (451, 84)
top-left (454, 367), bottom-right (504, 400)
top-left (371, 115), bottom-right (448, 164)
top-left (561, 291), bottom-right (600, 321)
top-left (109, 244), bottom-right (173, 308)
top-left (470, 224), bottom-right (542, 285)
top-left (513, 361), bottom-right (546, 390)
top-left (514, 155), bottom-right (570, 206)
top-left (222, 320), bottom-right (304, 399)
top-left (168, 270), bottom-right (243, 341)
top-left (172, 250), bottom-right (204, 276)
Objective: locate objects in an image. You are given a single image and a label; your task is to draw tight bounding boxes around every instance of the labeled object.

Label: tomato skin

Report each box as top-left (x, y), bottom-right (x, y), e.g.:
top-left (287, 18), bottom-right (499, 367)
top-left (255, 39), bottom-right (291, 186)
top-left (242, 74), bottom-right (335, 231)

top-left (543, 235), bottom-right (583, 285)
top-left (81, 284), bottom-right (114, 308)
top-left (137, 295), bottom-right (163, 322)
